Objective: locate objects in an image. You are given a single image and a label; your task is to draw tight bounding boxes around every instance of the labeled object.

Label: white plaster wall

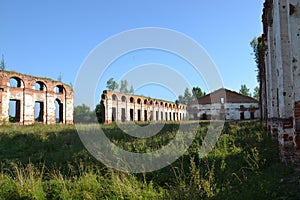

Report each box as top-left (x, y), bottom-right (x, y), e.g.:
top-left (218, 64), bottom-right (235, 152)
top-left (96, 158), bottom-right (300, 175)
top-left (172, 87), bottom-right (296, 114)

top-left (290, 0), bottom-right (300, 102)
top-left (191, 103), bottom-right (259, 120)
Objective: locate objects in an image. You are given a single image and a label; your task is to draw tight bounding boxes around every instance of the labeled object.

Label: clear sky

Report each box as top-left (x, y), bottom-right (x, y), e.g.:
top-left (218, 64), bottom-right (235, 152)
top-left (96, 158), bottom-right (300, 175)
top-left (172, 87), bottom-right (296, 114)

top-left (0, 0), bottom-right (264, 107)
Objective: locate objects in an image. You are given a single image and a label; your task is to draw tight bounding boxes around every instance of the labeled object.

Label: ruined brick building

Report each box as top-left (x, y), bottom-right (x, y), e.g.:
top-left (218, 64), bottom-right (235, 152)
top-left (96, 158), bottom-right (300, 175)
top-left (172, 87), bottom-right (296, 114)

top-left (262, 0), bottom-right (300, 166)
top-left (100, 90), bottom-right (187, 123)
top-left (0, 71), bottom-right (73, 125)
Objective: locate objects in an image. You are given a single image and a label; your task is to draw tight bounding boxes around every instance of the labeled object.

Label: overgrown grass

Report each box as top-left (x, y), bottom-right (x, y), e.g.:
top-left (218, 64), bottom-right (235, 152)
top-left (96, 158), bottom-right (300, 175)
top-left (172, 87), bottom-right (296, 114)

top-left (0, 121), bottom-right (299, 199)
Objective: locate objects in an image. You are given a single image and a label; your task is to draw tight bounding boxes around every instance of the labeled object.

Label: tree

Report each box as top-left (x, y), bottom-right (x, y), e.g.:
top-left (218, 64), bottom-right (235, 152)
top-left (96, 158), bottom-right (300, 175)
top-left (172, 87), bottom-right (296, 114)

top-left (177, 95), bottom-right (185, 104)
top-left (192, 86), bottom-right (206, 98)
top-left (1, 54), bottom-right (6, 71)
top-left (106, 78), bottom-right (119, 91)
top-left (251, 36), bottom-right (264, 119)
top-left (239, 84), bottom-right (251, 97)
top-left (253, 86), bottom-right (260, 100)
top-left (129, 85), bottom-right (134, 94)
top-left (74, 104), bottom-right (96, 123)
top-left (119, 80), bottom-right (129, 94)
top-left (177, 88), bottom-right (194, 105)
top-left (250, 37), bottom-right (263, 83)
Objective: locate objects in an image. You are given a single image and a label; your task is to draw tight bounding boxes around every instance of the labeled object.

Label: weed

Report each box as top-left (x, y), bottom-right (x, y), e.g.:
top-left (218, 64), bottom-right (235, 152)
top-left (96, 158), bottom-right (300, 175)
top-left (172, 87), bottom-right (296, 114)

top-left (0, 121), bottom-right (299, 199)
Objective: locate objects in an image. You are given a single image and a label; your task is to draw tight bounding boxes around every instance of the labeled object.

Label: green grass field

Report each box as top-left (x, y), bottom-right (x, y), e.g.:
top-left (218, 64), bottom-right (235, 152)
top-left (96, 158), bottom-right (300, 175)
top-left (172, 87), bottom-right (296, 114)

top-left (0, 121), bottom-right (299, 199)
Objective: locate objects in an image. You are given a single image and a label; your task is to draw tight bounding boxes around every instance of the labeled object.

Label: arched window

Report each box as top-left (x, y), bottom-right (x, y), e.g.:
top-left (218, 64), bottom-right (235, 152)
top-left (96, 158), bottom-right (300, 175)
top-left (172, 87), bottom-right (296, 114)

top-left (55, 85), bottom-right (64, 94)
top-left (130, 97), bottom-right (134, 103)
top-left (137, 98), bottom-right (141, 104)
top-left (121, 96), bottom-right (126, 102)
top-left (55, 99), bottom-right (63, 123)
top-left (112, 94), bottom-right (117, 101)
top-left (35, 81), bottom-right (46, 91)
top-left (150, 100), bottom-right (153, 105)
top-left (10, 77), bottom-right (23, 88)
top-left (35, 101), bottom-right (44, 122)
top-left (144, 99), bottom-right (148, 104)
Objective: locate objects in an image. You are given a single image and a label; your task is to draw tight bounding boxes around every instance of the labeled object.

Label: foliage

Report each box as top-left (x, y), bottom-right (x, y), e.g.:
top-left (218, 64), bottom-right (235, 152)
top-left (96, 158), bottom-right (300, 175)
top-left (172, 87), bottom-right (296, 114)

top-left (177, 88), bottom-right (192, 105)
top-left (129, 85), bottom-right (134, 94)
top-left (74, 104), bottom-right (97, 124)
top-left (253, 86), bottom-right (260, 100)
top-left (0, 54), bottom-right (6, 71)
top-left (0, 122), bottom-right (299, 199)
top-left (250, 37), bottom-right (263, 84)
top-left (178, 87), bottom-right (206, 106)
top-left (239, 84), bottom-right (251, 97)
top-left (106, 78), bottom-right (119, 91)
top-left (250, 37), bottom-right (264, 106)
top-left (192, 86), bottom-right (206, 98)
top-left (107, 78), bottom-right (134, 94)
top-left (119, 79), bottom-right (129, 94)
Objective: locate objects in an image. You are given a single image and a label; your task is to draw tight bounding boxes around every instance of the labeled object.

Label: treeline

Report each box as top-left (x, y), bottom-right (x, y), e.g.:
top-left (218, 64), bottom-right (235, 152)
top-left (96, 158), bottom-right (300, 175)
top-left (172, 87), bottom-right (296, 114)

top-left (73, 104), bottom-right (103, 124)
top-left (106, 78), bottom-right (134, 94)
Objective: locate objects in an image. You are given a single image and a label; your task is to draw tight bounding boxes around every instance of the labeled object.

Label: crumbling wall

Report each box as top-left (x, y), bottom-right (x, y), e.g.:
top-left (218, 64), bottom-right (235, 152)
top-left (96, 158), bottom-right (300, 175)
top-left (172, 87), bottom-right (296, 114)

top-left (0, 71), bottom-right (73, 125)
top-left (101, 90), bottom-right (187, 123)
top-left (262, 0), bottom-right (300, 167)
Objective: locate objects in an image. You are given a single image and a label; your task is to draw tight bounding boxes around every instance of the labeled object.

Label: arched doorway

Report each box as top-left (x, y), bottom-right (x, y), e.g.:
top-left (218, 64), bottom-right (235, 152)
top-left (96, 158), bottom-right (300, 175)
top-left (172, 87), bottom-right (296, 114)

top-left (55, 99), bottom-right (63, 123)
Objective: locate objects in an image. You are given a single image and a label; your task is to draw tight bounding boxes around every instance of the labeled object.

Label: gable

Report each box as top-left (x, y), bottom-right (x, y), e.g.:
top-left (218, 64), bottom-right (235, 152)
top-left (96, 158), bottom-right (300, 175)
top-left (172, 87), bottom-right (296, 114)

top-left (196, 88), bottom-right (258, 105)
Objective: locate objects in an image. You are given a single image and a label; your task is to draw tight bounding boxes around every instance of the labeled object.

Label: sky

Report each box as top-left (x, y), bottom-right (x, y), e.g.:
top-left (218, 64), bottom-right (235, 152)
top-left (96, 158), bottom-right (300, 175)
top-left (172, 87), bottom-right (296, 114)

top-left (0, 0), bottom-right (264, 108)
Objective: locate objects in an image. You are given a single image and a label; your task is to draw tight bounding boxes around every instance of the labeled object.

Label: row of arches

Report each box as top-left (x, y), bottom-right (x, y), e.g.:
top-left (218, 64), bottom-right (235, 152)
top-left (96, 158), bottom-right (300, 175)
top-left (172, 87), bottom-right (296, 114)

top-left (9, 77), bottom-right (65, 94)
top-left (110, 107), bottom-right (186, 123)
top-left (111, 94), bottom-right (186, 109)
top-left (0, 71), bottom-right (74, 125)
top-left (101, 90), bottom-right (187, 123)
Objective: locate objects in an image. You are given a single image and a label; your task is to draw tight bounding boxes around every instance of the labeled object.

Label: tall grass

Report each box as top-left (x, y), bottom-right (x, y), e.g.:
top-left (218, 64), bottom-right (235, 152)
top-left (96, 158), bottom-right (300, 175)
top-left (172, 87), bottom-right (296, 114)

top-left (0, 121), bottom-right (299, 199)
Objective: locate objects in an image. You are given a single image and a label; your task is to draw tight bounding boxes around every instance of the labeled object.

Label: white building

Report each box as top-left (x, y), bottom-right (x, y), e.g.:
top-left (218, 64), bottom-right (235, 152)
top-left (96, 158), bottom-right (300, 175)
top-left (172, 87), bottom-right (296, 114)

top-left (189, 88), bottom-right (259, 120)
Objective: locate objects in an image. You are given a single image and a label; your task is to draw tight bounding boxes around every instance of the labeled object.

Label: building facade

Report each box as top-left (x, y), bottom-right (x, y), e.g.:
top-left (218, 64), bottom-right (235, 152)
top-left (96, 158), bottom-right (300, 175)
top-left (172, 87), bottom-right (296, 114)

top-left (100, 90), bottom-right (187, 123)
top-left (262, 0), bottom-right (300, 166)
top-left (0, 71), bottom-right (73, 125)
top-left (189, 88), bottom-right (260, 120)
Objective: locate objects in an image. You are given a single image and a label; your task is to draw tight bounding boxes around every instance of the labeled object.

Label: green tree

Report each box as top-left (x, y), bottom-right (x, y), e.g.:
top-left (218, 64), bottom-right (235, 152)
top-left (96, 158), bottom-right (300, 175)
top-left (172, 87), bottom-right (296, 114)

top-left (251, 36), bottom-right (264, 119)
top-left (192, 86), bottom-right (206, 98)
top-left (177, 88), bottom-right (194, 105)
top-left (239, 84), bottom-right (251, 97)
top-left (177, 95), bottom-right (185, 104)
top-left (106, 78), bottom-right (119, 91)
top-left (74, 104), bottom-right (96, 123)
top-left (119, 80), bottom-right (129, 94)
top-left (1, 54), bottom-right (6, 71)
top-left (250, 37), bottom-right (263, 83)
top-left (129, 85), bottom-right (134, 94)
top-left (253, 86), bottom-right (260, 100)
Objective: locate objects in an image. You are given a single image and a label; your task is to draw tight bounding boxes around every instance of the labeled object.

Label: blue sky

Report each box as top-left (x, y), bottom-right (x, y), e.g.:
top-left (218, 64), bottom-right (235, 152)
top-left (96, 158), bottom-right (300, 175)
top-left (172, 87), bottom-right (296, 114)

top-left (0, 0), bottom-right (264, 107)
